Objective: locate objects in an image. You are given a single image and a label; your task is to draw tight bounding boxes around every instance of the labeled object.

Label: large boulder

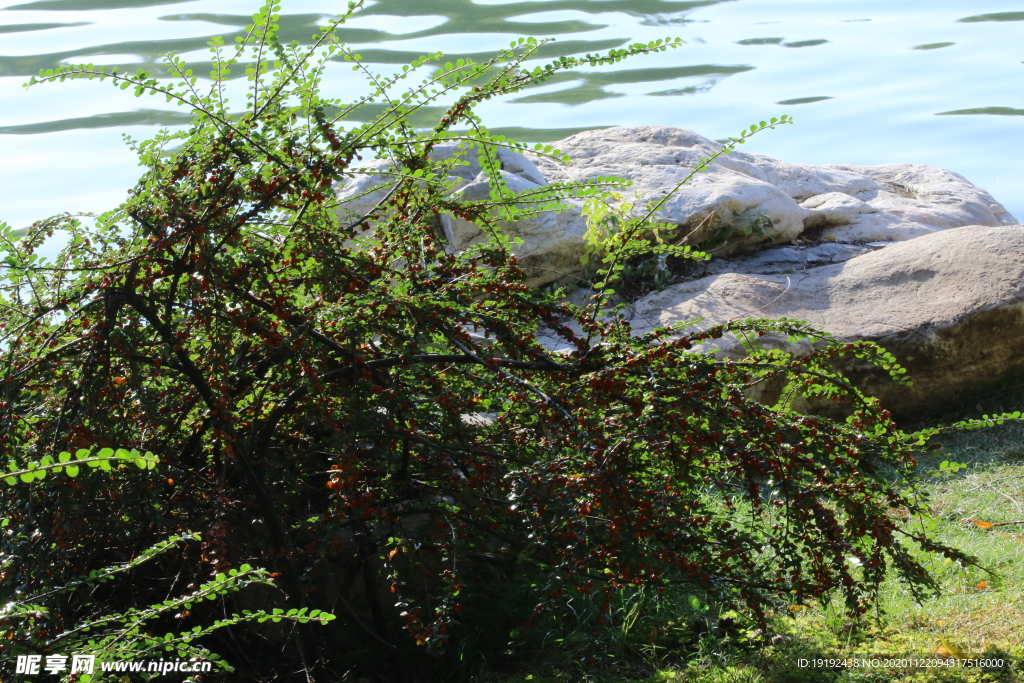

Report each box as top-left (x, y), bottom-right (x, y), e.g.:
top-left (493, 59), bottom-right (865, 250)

top-left (630, 225), bottom-right (1024, 421)
top-left (336, 127), bottom-right (1015, 290)
top-left (335, 128), bottom-right (1023, 418)
top-left (529, 127), bottom-right (1014, 255)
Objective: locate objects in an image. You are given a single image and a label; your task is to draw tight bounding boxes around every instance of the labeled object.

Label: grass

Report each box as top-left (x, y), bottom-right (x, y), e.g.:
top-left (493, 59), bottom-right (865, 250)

top-left (476, 385), bottom-right (1024, 683)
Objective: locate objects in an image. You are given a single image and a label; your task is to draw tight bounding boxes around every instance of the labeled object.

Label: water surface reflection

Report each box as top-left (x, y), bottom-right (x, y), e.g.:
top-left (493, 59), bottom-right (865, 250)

top-left (0, 0), bottom-right (1021, 228)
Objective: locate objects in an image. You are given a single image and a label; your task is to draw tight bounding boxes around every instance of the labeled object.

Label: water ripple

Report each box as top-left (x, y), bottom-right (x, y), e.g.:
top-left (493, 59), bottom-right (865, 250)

top-left (1, 0), bottom-right (1023, 229)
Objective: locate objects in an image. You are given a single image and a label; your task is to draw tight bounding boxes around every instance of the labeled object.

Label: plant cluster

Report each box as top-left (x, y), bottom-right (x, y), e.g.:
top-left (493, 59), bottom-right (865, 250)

top-left (0, 1), bottom-right (991, 679)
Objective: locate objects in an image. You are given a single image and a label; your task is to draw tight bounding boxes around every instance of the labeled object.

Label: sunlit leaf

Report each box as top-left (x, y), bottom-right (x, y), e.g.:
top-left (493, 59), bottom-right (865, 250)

top-left (937, 637), bottom-right (968, 660)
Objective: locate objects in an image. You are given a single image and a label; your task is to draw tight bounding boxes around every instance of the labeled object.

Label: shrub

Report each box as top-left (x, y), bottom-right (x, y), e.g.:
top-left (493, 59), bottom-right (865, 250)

top-left (0, 453), bottom-right (335, 681)
top-left (0, 1), bottom-right (981, 678)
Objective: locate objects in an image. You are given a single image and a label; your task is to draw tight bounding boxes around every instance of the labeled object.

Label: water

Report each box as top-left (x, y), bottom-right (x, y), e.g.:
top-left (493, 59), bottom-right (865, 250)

top-left (1, 0), bottom-right (1022, 230)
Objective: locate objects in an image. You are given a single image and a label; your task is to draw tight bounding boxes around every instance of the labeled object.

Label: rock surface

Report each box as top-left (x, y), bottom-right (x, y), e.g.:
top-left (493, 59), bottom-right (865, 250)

top-left (630, 225), bottom-right (1024, 420)
top-left (439, 170), bottom-right (589, 286)
top-left (702, 242), bottom-right (875, 276)
top-left (530, 126), bottom-right (1015, 261)
top-left (335, 143), bottom-right (587, 286)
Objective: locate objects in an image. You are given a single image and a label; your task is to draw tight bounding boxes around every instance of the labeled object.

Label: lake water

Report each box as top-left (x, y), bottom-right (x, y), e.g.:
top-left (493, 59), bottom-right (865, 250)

top-left (1, 0), bottom-right (1023, 229)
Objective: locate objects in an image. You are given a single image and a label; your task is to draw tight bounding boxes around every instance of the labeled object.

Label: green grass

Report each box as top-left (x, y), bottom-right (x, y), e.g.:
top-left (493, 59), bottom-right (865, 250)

top-left (477, 389), bottom-right (1024, 683)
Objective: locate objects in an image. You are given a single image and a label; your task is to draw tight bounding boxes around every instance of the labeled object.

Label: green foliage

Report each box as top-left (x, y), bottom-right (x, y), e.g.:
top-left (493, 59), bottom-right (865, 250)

top-left (0, 1), bottom-right (991, 679)
top-left (0, 533), bottom-right (335, 681)
top-left (0, 441), bottom-right (335, 680)
top-left (2, 447), bottom-right (158, 485)
top-left (933, 459), bottom-right (968, 476)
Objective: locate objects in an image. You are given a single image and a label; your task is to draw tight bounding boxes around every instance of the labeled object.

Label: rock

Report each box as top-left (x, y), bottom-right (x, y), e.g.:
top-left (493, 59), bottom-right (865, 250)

top-left (800, 193), bottom-right (878, 232)
top-left (440, 170), bottom-right (589, 286)
top-left (529, 126), bottom-right (1015, 257)
top-left (336, 142), bottom-right (546, 224)
top-left (805, 242), bottom-right (871, 264)
top-left (334, 158), bottom-right (397, 229)
top-left (530, 127), bottom-right (807, 254)
top-left (630, 225), bottom-right (1024, 421)
top-left (337, 127), bottom-right (1015, 290)
top-left (335, 143), bottom-right (584, 286)
top-left (800, 164), bottom-right (1016, 243)
top-left (703, 242), bottom-right (873, 276)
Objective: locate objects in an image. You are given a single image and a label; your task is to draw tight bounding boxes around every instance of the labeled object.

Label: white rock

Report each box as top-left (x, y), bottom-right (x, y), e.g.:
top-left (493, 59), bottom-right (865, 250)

top-left (801, 164), bottom-right (1016, 243)
top-left (335, 143), bottom-right (580, 285)
top-left (440, 170), bottom-right (590, 286)
top-left (530, 126), bottom-right (1015, 255)
top-left (334, 158), bottom-right (398, 229)
top-left (336, 143), bottom-right (548, 224)
top-left (531, 127), bottom-right (806, 254)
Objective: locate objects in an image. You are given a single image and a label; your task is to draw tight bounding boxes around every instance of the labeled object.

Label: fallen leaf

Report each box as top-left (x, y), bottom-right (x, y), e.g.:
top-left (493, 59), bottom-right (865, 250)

top-left (938, 636), bottom-right (968, 660)
top-left (976, 581), bottom-right (990, 590)
top-left (968, 518), bottom-right (994, 529)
